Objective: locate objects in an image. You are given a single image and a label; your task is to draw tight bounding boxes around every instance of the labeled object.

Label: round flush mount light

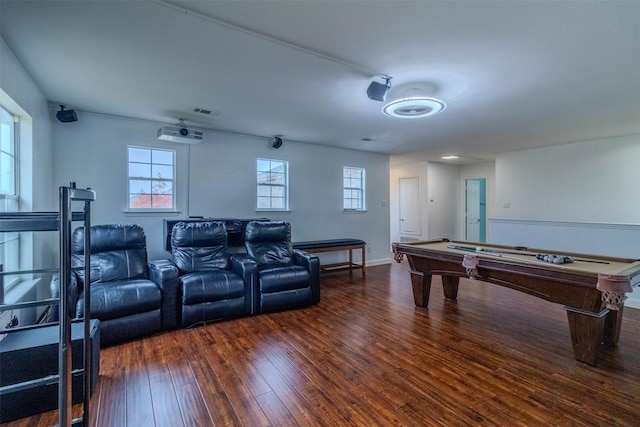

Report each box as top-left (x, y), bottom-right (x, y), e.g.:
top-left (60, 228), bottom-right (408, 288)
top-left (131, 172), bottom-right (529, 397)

top-left (382, 97), bottom-right (446, 119)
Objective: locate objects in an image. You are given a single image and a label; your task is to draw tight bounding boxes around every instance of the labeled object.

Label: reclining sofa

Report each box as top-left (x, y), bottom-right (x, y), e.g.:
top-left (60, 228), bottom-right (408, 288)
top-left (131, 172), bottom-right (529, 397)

top-left (51, 224), bottom-right (179, 345)
top-left (52, 220), bottom-right (320, 345)
top-left (244, 221), bottom-right (320, 313)
top-left (170, 221), bottom-right (256, 327)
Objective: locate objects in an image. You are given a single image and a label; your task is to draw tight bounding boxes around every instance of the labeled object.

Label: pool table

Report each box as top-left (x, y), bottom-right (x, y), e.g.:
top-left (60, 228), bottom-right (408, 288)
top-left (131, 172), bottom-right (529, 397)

top-left (392, 239), bottom-right (640, 366)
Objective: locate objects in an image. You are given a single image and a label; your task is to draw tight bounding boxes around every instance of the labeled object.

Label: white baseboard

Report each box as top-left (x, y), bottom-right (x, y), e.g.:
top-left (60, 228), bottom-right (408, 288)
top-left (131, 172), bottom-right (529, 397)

top-left (366, 258), bottom-right (392, 267)
top-left (626, 299), bottom-right (640, 310)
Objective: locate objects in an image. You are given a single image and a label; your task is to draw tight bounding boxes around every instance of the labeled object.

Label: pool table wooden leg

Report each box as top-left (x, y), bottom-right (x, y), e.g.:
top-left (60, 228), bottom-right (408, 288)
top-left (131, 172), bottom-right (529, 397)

top-left (603, 305), bottom-right (624, 346)
top-left (410, 270), bottom-right (432, 307)
top-left (441, 276), bottom-right (460, 300)
top-left (565, 308), bottom-right (607, 366)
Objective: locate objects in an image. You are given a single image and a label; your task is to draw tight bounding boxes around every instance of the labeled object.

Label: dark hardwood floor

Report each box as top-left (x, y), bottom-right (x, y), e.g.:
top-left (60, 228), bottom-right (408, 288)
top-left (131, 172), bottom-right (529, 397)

top-left (4, 260), bottom-right (640, 426)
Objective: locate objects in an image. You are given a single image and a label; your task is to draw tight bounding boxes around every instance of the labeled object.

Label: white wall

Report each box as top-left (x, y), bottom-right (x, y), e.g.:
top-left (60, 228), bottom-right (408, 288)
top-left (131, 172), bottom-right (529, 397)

top-left (389, 160), bottom-right (461, 245)
top-left (53, 112), bottom-right (391, 264)
top-left (427, 162), bottom-right (460, 240)
top-left (1, 36), bottom-right (56, 244)
top-left (1, 36), bottom-right (56, 325)
top-left (389, 161), bottom-right (429, 245)
top-left (491, 135), bottom-right (640, 308)
top-left (494, 135), bottom-right (639, 223)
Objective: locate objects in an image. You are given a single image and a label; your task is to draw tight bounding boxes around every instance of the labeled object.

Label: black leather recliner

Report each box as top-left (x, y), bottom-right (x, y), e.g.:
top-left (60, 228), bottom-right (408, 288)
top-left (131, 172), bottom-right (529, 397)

top-left (171, 221), bottom-right (256, 327)
top-left (51, 224), bottom-right (179, 346)
top-left (244, 221), bottom-right (320, 313)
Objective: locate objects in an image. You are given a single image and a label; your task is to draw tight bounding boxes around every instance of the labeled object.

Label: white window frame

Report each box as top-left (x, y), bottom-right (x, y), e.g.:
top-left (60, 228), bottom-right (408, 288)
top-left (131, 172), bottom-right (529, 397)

top-left (127, 146), bottom-right (176, 212)
top-left (343, 166), bottom-right (366, 211)
top-left (0, 104), bottom-right (20, 290)
top-left (256, 158), bottom-right (289, 211)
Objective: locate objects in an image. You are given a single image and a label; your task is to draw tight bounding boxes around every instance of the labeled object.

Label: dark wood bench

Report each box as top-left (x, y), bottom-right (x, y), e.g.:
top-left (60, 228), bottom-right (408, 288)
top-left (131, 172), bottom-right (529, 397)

top-left (293, 239), bottom-right (366, 274)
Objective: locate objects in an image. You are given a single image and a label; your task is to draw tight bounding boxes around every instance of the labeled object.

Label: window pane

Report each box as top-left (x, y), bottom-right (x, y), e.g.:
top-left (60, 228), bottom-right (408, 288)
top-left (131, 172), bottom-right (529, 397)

top-left (271, 198), bottom-right (284, 209)
top-left (129, 162), bottom-right (150, 178)
top-left (129, 194), bottom-right (151, 208)
top-left (257, 159), bottom-right (271, 172)
top-left (152, 164), bottom-right (173, 179)
top-left (257, 171), bottom-right (270, 184)
top-left (257, 197), bottom-right (271, 209)
top-left (271, 186), bottom-right (284, 198)
top-left (271, 164), bottom-right (285, 174)
top-left (151, 180), bottom-right (172, 195)
top-left (0, 105), bottom-right (19, 289)
top-left (152, 194), bottom-right (172, 208)
top-left (257, 185), bottom-right (271, 197)
top-left (0, 106), bottom-right (16, 196)
top-left (1, 152), bottom-right (15, 194)
top-left (0, 126), bottom-right (12, 153)
top-left (130, 179), bottom-right (151, 194)
top-left (128, 147), bottom-right (150, 163)
top-left (269, 172), bottom-right (285, 186)
top-left (152, 150), bottom-right (173, 165)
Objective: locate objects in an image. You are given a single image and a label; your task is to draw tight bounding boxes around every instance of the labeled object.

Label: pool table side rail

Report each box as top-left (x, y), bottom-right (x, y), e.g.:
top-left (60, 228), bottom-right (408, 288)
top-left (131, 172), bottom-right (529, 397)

top-left (393, 238), bottom-right (640, 275)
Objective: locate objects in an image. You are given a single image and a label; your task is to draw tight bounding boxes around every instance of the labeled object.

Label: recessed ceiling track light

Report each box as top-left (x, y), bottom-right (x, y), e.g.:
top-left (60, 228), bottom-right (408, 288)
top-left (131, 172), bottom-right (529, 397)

top-left (383, 97), bottom-right (446, 119)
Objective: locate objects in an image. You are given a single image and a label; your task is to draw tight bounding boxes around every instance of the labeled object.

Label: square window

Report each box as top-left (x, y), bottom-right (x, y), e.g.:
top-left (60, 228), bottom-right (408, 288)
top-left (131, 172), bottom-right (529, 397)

top-left (256, 158), bottom-right (288, 210)
top-left (343, 166), bottom-right (365, 211)
top-left (128, 146), bottom-right (175, 210)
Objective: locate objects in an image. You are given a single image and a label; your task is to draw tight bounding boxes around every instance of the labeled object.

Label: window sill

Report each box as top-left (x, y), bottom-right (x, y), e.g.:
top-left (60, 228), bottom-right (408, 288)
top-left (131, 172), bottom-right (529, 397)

top-left (344, 209), bottom-right (367, 213)
top-left (255, 209), bottom-right (291, 213)
top-left (3, 278), bottom-right (41, 305)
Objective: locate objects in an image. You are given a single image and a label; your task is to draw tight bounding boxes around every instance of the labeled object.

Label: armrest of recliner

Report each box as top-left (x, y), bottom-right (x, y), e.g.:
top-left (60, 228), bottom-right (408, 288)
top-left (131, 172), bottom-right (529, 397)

top-left (49, 271), bottom-right (79, 321)
top-left (149, 259), bottom-right (179, 330)
top-left (293, 249), bottom-right (321, 304)
top-left (230, 254), bottom-right (258, 315)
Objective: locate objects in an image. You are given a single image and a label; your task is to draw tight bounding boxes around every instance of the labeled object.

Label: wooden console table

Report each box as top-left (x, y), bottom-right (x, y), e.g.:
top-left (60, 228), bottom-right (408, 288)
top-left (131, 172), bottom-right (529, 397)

top-left (293, 239), bottom-right (366, 275)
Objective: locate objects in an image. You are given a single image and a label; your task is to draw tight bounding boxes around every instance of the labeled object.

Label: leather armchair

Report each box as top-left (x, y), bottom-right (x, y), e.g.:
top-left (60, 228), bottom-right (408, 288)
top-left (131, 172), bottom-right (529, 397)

top-left (51, 224), bottom-right (179, 346)
top-left (244, 221), bottom-right (320, 313)
top-left (171, 221), bottom-right (256, 327)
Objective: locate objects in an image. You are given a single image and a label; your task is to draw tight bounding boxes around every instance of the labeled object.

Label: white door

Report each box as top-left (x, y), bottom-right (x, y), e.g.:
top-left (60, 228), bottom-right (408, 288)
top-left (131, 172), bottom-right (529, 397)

top-left (399, 177), bottom-right (420, 234)
top-left (465, 179), bottom-right (481, 241)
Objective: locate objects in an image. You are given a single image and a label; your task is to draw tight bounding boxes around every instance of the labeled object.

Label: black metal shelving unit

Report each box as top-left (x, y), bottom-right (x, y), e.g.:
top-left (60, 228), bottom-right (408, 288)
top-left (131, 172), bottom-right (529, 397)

top-left (0, 184), bottom-right (96, 426)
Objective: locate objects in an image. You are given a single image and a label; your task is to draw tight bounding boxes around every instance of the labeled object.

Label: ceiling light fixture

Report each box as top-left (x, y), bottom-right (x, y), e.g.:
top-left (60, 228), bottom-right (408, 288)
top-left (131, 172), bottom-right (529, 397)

top-left (441, 155), bottom-right (459, 160)
top-left (383, 96), bottom-right (446, 119)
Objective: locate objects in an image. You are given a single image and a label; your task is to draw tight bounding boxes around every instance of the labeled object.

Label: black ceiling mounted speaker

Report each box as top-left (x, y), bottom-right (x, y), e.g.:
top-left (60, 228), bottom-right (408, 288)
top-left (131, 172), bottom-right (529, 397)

top-left (56, 105), bottom-right (77, 123)
top-left (366, 77), bottom-right (392, 102)
top-left (270, 136), bottom-right (283, 149)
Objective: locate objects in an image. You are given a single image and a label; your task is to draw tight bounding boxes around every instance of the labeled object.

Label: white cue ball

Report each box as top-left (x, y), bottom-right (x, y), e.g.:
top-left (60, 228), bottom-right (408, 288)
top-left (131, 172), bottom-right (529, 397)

top-left (476, 247), bottom-right (483, 251)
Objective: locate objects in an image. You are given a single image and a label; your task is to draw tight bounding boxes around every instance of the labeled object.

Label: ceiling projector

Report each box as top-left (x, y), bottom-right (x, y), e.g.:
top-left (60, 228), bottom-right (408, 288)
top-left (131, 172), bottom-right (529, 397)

top-left (157, 125), bottom-right (204, 144)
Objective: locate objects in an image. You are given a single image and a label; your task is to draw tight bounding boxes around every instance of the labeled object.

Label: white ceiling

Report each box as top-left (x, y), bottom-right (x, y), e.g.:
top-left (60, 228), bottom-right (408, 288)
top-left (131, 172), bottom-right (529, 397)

top-left (1, 0), bottom-right (639, 163)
